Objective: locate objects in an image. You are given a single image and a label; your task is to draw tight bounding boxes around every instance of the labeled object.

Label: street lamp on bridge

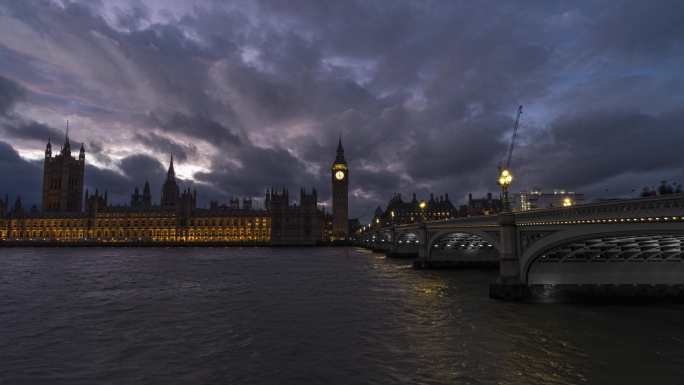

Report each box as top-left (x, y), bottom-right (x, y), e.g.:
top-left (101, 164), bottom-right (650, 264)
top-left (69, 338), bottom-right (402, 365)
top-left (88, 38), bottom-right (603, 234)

top-left (418, 200), bottom-right (428, 222)
top-left (498, 168), bottom-right (513, 212)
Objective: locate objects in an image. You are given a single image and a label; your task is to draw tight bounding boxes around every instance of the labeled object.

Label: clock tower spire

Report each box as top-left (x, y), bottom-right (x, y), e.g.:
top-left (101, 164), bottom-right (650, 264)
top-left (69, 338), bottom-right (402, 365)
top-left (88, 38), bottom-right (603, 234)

top-left (331, 135), bottom-right (349, 240)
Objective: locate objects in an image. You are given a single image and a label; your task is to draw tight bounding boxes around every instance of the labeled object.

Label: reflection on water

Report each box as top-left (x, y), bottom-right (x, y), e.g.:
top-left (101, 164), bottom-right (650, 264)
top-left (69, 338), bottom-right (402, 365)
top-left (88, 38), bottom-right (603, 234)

top-left (0, 247), bottom-right (682, 384)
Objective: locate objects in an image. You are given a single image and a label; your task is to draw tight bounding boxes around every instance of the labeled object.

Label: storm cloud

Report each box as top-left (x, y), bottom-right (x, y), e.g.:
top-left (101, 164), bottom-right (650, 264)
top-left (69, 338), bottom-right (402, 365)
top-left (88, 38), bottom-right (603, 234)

top-left (0, 0), bottom-right (682, 220)
top-left (0, 75), bottom-right (23, 115)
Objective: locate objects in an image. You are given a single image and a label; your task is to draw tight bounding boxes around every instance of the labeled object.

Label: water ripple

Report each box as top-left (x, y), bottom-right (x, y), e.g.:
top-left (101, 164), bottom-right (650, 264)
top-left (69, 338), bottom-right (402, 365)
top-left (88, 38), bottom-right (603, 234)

top-left (0, 247), bottom-right (682, 384)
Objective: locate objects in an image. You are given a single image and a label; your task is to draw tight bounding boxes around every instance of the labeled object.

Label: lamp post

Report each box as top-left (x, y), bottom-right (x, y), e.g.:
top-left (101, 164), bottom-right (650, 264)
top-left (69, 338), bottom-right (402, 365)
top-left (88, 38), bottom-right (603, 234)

top-left (418, 200), bottom-right (427, 222)
top-left (498, 168), bottom-right (513, 212)
top-left (562, 197), bottom-right (573, 207)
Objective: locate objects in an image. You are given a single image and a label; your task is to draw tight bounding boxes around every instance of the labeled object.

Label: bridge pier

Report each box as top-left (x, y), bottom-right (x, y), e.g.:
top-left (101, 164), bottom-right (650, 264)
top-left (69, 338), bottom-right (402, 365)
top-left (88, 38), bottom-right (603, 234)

top-left (387, 244), bottom-right (419, 258)
top-left (385, 226), bottom-right (419, 258)
top-left (371, 242), bottom-right (391, 254)
top-left (489, 281), bottom-right (529, 301)
top-left (490, 212), bottom-right (529, 301)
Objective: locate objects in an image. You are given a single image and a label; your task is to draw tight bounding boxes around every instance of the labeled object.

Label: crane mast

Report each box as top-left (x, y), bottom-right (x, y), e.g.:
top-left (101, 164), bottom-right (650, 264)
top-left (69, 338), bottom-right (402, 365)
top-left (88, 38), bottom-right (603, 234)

top-left (503, 105), bottom-right (523, 170)
top-left (497, 105), bottom-right (523, 211)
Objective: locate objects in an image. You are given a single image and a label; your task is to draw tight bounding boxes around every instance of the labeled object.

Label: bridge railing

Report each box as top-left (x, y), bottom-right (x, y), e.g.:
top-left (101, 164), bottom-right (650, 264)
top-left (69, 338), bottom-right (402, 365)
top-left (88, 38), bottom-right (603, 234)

top-left (394, 215), bottom-right (500, 232)
top-left (365, 194), bottom-right (684, 236)
top-left (513, 194), bottom-right (684, 225)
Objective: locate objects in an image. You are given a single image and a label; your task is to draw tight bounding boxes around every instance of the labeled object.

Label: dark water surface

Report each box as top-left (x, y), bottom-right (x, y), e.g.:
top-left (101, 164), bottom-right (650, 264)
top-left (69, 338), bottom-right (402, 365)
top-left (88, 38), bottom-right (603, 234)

top-left (1, 247), bottom-right (683, 385)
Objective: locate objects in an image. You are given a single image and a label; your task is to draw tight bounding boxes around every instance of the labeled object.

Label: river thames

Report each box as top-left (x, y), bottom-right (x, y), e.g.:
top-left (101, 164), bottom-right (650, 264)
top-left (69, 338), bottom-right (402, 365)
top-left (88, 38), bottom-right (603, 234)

top-left (1, 247), bottom-right (683, 384)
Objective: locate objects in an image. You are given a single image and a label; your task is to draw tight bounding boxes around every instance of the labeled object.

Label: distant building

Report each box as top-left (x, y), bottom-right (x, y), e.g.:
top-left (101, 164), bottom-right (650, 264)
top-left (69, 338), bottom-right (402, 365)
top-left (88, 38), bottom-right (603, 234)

top-left (348, 218), bottom-right (361, 238)
top-left (373, 192), bottom-right (456, 227)
top-left (0, 196), bottom-right (7, 218)
top-left (323, 212), bottom-right (334, 241)
top-left (512, 189), bottom-right (586, 211)
top-left (460, 192), bottom-right (503, 216)
top-left (42, 123), bottom-right (85, 212)
top-left (267, 188), bottom-right (324, 245)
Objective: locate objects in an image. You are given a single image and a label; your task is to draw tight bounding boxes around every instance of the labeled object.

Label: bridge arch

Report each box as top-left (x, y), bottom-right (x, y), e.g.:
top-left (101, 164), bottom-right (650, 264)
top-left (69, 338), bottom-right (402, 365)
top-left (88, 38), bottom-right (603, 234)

top-left (396, 230), bottom-right (422, 246)
top-left (520, 223), bottom-right (684, 284)
top-left (425, 229), bottom-right (501, 260)
top-left (362, 228), bottom-right (395, 251)
top-left (427, 229), bottom-right (500, 252)
top-left (377, 229), bottom-right (393, 243)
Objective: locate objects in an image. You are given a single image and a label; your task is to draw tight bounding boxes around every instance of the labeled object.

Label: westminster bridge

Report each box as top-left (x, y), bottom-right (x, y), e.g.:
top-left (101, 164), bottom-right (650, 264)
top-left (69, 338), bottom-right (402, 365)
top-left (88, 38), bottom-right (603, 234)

top-left (357, 194), bottom-right (684, 300)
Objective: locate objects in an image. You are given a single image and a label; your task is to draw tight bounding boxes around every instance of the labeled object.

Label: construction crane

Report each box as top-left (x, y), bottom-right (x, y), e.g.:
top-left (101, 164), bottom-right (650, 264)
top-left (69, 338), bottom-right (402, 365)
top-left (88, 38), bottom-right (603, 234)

top-left (502, 105), bottom-right (523, 171)
top-left (497, 105), bottom-right (523, 209)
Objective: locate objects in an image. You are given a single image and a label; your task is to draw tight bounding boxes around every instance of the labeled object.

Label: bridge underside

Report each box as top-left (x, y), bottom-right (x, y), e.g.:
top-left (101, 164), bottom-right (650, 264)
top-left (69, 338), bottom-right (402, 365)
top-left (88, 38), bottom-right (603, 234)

top-left (388, 232), bottom-right (420, 257)
top-left (430, 233), bottom-right (496, 256)
top-left (416, 232), bottom-right (499, 268)
top-left (364, 231), bottom-right (394, 253)
top-left (528, 234), bottom-right (684, 285)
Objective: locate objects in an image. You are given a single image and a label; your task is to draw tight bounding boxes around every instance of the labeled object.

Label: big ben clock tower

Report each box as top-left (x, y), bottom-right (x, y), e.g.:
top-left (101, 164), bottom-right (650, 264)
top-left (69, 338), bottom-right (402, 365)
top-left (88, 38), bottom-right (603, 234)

top-left (331, 137), bottom-right (349, 240)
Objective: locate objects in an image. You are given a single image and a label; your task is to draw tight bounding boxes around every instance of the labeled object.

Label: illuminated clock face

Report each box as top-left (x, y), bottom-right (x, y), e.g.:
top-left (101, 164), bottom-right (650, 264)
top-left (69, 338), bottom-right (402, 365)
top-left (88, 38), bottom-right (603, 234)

top-left (335, 170), bottom-right (345, 180)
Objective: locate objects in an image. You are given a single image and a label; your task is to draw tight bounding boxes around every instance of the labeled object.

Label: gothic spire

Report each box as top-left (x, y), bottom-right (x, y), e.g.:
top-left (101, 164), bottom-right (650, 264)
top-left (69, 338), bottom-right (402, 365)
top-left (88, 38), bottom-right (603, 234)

top-left (142, 180), bottom-right (151, 207)
top-left (335, 134), bottom-right (346, 164)
top-left (167, 154), bottom-right (175, 180)
top-left (62, 120), bottom-right (71, 156)
top-left (45, 136), bottom-right (52, 158)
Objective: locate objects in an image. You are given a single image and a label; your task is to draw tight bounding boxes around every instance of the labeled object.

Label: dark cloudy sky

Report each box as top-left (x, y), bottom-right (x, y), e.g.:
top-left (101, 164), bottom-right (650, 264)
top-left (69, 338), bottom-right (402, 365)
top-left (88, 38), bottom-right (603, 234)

top-left (1, 0), bottom-right (683, 220)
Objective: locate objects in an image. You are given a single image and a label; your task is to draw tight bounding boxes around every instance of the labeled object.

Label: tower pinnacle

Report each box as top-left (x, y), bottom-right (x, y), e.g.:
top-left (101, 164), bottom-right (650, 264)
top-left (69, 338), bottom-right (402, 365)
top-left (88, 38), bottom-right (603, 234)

top-left (63, 120), bottom-right (71, 156)
top-left (335, 135), bottom-right (346, 164)
top-left (167, 154), bottom-right (175, 179)
top-left (45, 136), bottom-right (52, 158)
top-left (161, 154), bottom-right (179, 209)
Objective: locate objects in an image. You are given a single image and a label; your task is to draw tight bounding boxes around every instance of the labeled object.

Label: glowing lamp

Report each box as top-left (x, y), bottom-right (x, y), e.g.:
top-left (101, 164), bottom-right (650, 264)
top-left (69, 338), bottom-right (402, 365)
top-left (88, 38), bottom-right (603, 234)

top-left (498, 169), bottom-right (513, 187)
top-left (498, 168), bottom-right (514, 212)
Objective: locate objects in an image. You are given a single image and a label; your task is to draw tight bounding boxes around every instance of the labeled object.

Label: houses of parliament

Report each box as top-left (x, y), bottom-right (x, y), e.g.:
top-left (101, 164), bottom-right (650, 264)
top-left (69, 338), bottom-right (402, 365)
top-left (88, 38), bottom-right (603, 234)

top-left (0, 128), bottom-right (351, 245)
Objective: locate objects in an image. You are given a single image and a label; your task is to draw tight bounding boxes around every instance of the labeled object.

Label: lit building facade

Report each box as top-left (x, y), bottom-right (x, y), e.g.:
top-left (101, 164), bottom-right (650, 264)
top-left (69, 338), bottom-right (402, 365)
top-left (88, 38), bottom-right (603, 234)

top-left (3, 207), bottom-right (271, 243)
top-left (0, 134), bottom-right (327, 246)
